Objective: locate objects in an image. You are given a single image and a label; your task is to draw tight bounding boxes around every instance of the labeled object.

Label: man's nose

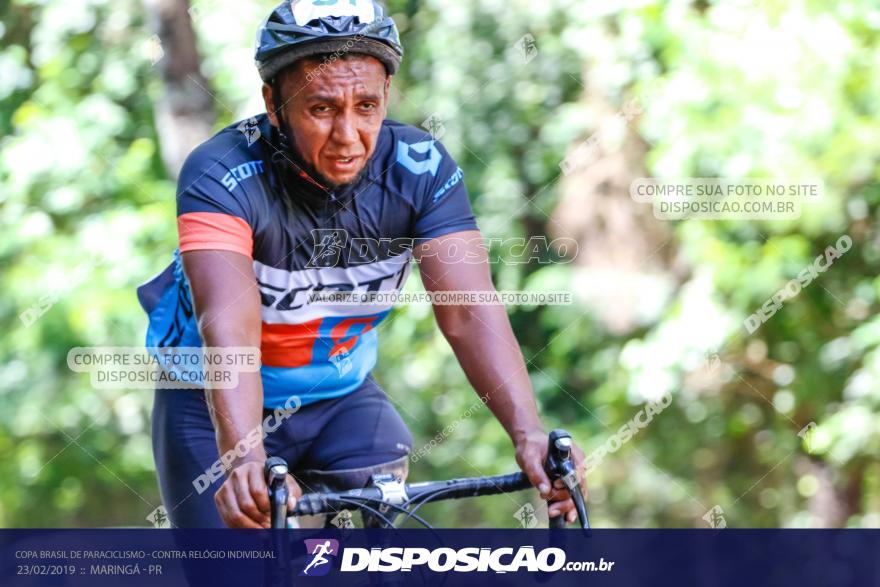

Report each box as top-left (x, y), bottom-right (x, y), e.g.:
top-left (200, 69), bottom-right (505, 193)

top-left (330, 112), bottom-right (359, 146)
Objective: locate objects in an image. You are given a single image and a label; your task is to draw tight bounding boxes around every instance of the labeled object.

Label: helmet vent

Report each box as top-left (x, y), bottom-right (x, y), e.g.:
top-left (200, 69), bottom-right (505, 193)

top-left (291, 0), bottom-right (377, 27)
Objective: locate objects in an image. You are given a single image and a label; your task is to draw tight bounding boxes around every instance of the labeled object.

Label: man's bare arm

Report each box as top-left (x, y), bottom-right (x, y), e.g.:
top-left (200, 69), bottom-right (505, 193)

top-left (182, 249), bottom-right (299, 527)
top-left (182, 249), bottom-right (265, 463)
top-left (415, 230), bottom-right (584, 522)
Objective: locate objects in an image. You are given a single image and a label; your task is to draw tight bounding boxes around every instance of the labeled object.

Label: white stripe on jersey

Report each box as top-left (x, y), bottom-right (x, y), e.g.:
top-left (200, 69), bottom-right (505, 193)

top-left (255, 253), bottom-right (412, 325)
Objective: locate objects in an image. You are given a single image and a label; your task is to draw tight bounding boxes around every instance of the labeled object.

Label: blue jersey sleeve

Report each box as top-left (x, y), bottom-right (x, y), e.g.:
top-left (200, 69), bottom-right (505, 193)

top-left (176, 137), bottom-right (262, 256)
top-left (176, 141), bottom-right (259, 222)
top-left (411, 140), bottom-right (478, 241)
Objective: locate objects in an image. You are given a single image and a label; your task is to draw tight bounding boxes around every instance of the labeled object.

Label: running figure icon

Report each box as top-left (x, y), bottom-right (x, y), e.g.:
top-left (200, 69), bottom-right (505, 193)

top-left (301, 539), bottom-right (339, 576)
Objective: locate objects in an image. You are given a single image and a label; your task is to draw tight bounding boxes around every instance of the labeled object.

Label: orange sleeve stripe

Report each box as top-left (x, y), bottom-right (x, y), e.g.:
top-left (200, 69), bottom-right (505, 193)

top-left (178, 212), bottom-right (253, 257)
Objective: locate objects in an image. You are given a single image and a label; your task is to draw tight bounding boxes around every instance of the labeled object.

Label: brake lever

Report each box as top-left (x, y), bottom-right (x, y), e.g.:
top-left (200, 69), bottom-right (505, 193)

top-left (545, 429), bottom-right (590, 529)
top-left (265, 456), bottom-right (290, 529)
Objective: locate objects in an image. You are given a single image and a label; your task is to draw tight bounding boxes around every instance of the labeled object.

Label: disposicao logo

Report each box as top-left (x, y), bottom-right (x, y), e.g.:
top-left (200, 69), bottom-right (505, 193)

top-left (301, 539), bottom-right (339, 576)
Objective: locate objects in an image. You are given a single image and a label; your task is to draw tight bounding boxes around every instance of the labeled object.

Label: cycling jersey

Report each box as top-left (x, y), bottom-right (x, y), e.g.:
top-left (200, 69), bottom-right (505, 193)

top-left (137, 114), bottom-right (477, 407)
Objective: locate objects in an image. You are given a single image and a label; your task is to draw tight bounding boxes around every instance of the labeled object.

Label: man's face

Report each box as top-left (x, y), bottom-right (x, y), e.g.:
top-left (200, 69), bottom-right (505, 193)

top-left (263, 55), bottom-right (391, 187)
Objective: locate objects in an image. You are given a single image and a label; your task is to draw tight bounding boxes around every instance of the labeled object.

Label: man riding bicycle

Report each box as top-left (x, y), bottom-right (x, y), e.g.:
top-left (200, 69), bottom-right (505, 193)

top-left (137, 0), bottom-right (585, 528)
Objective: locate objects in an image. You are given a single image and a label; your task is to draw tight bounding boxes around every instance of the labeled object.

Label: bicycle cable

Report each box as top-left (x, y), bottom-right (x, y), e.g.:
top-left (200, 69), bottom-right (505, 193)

top-left (332, 496), bottom-right (432, 530)
top-left (398, 486), bottom-right (463, 527)
top-left (335, 498), bottom-right (435, 585)
top-left (332, 497), bottom-right (395, 528)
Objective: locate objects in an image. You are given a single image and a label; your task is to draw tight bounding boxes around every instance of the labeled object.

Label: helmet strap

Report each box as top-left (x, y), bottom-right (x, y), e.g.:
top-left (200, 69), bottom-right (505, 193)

top-left (271, 79), bottom-right (295, 149)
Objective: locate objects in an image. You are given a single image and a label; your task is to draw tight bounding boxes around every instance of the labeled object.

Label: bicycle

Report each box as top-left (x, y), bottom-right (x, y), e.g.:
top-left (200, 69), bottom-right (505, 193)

top-left (265, 429), bottom-right (590, 530)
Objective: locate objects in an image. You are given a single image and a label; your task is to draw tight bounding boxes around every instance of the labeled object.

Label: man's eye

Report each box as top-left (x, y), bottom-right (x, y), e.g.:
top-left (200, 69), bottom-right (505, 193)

top-left (312, 105), bottom-right (332, 113)
top-left (360, 103), bottom-right (376, 111)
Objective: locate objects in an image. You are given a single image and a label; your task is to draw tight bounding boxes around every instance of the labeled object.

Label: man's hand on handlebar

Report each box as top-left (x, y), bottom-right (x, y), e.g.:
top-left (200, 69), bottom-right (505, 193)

top-left (214, 461), bottom-right (302, 528)
top-left (514, 429), bottom-right (587, 524)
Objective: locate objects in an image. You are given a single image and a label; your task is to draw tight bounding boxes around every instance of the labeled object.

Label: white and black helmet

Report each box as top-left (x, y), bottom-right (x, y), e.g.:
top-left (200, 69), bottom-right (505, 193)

top-left (254, 0), bottom-right (404, 83)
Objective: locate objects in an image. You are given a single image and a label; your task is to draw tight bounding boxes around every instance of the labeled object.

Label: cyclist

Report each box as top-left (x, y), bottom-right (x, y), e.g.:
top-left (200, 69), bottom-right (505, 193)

top-left (137, 0), bottom-right (585, 528)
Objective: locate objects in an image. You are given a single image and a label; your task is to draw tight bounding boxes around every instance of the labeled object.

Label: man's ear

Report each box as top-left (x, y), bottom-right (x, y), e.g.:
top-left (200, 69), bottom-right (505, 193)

top-left (262, 83), bottom-right (279, 128)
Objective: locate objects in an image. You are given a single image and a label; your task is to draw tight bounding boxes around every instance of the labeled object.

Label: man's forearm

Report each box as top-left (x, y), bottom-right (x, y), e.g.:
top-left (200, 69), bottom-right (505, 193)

top-left (183, 249), bottom-right (266, 468)
top-left (439, 303), bottom-right (543, 442)
top-left (205, 372), bottom-right (266, 466)
top-left (198, 320), bottom-right (265, 465)
top-left (417, 233), bottom-right (574, 506)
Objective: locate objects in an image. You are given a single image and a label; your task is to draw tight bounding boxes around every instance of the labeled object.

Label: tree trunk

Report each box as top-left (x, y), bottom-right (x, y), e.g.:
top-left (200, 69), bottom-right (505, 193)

top-left (142, 0), bottom-right (216, 178)
top-left (806, 459), bottom-right (863, 527)
top-left (549, 65), bottom-right (678, 335)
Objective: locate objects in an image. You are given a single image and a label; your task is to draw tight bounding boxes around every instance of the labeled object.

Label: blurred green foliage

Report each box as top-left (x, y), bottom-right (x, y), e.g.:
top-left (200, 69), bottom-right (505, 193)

top-left (1, 0), bottom-right (878, 527)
